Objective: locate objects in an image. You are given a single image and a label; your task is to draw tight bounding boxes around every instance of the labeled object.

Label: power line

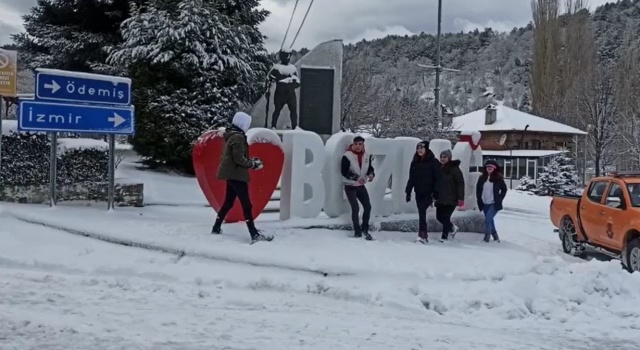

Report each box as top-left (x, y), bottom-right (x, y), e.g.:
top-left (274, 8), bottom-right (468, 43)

top-left (289, 0), bottom-right (315, 49)
top-left (280, 0), bottom-right (299, 51)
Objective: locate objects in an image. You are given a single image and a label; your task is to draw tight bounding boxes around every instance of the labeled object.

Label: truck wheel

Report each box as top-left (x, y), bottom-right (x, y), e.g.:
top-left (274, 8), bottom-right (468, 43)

top-left (624, 238), bottom-right (640, 273)
top-left (561, 217), bottom-right (579, 255)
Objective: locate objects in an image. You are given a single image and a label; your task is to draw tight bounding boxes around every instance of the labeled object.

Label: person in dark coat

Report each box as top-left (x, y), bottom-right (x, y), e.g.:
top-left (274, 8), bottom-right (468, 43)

top-left (341, 136), bottom-right (375, 240)
top-left (475, 160), bottom-right (508, 243)
top-left (211, 112), bottom-right (273, 243)
top-left (405, 140), bottom-right (441, 243)
top-left (435, 150), bottom-right (465, 242)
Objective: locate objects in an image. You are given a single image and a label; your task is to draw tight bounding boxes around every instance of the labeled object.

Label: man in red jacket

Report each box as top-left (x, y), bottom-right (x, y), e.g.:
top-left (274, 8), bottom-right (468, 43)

top-left (340, 136), bottom-right (375, 240)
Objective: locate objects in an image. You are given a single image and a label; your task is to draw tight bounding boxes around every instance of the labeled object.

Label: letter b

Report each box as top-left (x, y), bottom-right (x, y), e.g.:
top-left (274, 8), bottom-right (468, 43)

top-left (280, 130), bottom-right (325, 220)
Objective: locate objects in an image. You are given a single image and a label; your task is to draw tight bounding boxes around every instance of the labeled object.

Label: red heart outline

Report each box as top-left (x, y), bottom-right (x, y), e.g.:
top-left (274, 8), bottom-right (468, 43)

top-left (193, 128), bottom-right (284, 223)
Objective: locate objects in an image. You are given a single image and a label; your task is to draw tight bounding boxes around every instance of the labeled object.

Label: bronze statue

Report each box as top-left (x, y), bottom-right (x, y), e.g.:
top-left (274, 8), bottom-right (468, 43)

top-left (264, 49), bottom-right (300, 129)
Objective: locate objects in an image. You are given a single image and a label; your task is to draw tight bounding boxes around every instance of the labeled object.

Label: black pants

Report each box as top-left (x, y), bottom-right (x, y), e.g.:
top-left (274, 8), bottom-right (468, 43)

top-left (415, 193), bottom-right (432, 234)
top-left (436, 204), bottom-right (456, 239)
top-left (216, 180), bottom-right (257, 236)
top-left (344, 185), bottom-right (371, 234)
top-left (271, 87), bottom-right (298, 129)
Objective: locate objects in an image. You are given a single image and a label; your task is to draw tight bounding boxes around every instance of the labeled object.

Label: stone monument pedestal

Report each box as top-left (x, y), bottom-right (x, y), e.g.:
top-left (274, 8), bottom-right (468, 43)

top-left (250, 39), bottom-right (343, 137)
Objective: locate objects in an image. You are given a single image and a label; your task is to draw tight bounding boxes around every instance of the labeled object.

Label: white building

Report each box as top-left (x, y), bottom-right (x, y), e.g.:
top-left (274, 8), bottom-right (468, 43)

top-left (452, 104), bottom-right (587, 188)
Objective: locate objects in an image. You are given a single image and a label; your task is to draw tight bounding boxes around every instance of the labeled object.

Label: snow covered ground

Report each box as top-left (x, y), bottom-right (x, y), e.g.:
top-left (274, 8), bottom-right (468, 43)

top-left (2, 161), bottom-right (640, 349)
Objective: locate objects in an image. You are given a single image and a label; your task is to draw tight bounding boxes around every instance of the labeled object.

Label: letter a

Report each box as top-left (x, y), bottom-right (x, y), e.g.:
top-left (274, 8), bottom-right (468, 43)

top-left (280, 130), bottom-right (325, 220)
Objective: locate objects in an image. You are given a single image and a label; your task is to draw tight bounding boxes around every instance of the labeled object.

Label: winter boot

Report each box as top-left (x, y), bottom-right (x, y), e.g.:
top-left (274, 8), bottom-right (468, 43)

top-left (211, 217), bottom-right (224, 235)
top-left (251, 233), bottom-right (274, 244)
top-left (247, 220), bottom-right (273, 243)
top-left (440, 228), bottom-right (449, 242)
top-left (362, 225), bottom-right (374, 241)
top-left (483, 234), bottom-right (491, 243)
top-left (417, 231), bottom-right (428, 244)
top-left (491, 231), bottom-right (500, 243)
top-left (353, 224), bottom-right (362, 238)
top-left (450, 225), bottom-right (460, 239)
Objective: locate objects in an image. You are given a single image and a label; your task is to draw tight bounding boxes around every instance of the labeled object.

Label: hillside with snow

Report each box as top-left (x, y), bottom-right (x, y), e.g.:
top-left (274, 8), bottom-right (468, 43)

top-left (338, 0), bottom-right (640, 118)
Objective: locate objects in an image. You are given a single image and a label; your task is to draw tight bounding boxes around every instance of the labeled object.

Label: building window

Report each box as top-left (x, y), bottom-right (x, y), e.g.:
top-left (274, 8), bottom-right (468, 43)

top-left (530, 140), bottom-right (541, 150)
top-left (556, 142), bottom-right (565, 149)
top-left (522, 141), bottom-right (529, 149)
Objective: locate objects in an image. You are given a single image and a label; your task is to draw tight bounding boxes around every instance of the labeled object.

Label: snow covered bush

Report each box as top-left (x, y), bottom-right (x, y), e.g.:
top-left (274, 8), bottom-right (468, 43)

top-left (535, 152), bottom-right (580, 196)
top-left (0, 132), bottom-right (107, 187)
top-left (515, 176), bottom-right (537, 192)
top-left (0, 132), bottom-right (50, 186)
top-left (107, 0), bottom-right (269, 173)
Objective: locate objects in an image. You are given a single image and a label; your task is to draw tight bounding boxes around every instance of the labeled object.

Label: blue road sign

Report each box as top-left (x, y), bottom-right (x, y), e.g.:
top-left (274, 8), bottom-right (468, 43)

top-left (18, 100), bottom-right (134, 135)
top-left (35, 68), bottom-right (132, 106)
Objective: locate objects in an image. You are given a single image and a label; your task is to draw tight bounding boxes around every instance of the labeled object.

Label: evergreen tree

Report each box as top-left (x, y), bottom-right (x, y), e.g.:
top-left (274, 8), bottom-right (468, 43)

top-left (535, 152), bottom-right (580, 196)
top-left (515, 175), bottom-right (537, 192)
top-left (108, 0), bottom-right (269, 172)
top-left (12, 0), bottom-right (137, 74)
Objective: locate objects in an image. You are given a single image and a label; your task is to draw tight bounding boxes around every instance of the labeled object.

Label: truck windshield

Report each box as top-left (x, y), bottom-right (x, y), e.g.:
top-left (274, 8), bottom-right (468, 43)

top-left (627, 184), bottom-right (640, 207)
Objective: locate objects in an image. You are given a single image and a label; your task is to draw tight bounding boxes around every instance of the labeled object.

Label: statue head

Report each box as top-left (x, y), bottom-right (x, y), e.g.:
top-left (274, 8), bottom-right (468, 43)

top-left (278, 49), bottom-right (292, 65)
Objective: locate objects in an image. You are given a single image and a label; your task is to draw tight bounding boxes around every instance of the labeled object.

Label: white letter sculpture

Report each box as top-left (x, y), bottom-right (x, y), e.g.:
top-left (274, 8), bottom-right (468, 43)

top-left (323, 132), bottom-right (355, 218)
top-left (280, 130), bottom-right (326, 220)
top-left (364, 138), bottom-right (399, 217)
top-left (453, 130), bottom-right (483, 211)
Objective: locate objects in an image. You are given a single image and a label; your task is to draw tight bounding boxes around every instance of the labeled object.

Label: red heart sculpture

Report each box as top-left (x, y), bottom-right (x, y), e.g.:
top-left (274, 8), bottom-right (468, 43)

top-left (193, 128), bottom-right (284, 223)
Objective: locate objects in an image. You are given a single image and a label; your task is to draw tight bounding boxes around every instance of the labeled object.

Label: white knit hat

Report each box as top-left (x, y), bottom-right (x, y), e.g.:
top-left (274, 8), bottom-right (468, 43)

top-left (232, 112), bottom-right (252, 132)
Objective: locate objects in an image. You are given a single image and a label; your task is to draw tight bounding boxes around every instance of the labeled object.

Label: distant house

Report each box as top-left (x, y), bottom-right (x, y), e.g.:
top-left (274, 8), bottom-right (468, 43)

top-left (452, 104), bottom-right (587, 188)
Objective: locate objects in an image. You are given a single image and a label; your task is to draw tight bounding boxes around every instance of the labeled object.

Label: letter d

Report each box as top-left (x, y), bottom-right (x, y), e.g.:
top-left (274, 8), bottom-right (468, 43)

top-left (280, 130), bottom-right (325, 220)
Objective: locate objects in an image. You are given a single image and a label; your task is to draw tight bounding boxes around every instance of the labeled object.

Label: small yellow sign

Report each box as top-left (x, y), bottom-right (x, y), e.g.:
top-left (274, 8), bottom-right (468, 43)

top-left (0, 48), bottom-right (17, 97)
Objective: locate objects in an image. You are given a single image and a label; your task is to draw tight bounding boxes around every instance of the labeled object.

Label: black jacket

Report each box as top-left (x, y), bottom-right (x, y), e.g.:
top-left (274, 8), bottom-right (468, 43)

top-left (405, 150), bottom-right (441, 197)
top-left (475, 175), bottom-right (508, 211)
top-left (436, 160), bottom-right (465, 206)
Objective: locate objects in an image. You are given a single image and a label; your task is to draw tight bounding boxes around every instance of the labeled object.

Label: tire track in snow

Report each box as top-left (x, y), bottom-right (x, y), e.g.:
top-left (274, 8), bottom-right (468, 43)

top-left (6, 213), bottom-right (355, 278)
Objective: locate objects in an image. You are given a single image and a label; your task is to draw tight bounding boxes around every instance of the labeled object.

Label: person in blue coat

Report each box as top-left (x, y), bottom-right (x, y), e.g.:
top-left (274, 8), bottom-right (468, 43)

top-left (475, 160), bottom-right (508, 242)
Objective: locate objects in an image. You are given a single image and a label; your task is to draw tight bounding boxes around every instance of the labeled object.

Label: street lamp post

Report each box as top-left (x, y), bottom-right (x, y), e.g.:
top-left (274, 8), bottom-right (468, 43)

top-left (416, 0), bottom-right (459, 130)
top-left (434, 0), bottom-right (442, 127)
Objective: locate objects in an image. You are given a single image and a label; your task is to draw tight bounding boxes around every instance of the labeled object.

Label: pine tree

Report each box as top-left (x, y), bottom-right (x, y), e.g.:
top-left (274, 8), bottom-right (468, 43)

top-left (12, 0), bottom-right (136, 74)
top-left (107, 0), bottom-right (269, 172)
top-left (535, 152), bottom-right (580, 196)
top-left (515, 175), bottom-right (537, 192)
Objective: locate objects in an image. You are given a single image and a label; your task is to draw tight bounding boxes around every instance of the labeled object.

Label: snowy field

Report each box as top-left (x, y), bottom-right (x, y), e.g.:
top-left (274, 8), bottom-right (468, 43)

top-left (2, 158), bottom-right (640, 349)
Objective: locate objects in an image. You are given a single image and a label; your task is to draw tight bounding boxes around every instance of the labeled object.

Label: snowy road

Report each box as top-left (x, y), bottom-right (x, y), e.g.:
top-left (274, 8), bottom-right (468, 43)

top-left (2, 193), bottom-right (640, 349)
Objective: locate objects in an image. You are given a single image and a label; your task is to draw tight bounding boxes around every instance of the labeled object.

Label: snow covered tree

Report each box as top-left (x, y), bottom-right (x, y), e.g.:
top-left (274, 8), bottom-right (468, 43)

top-left (515, 175), bottom-right (537, 192)
top-left (12, 0), bottom-right (136, 74)
top-left (108, 0), bottom-right (269, 172)
top-left (535, 152), bottom-right (580, 196)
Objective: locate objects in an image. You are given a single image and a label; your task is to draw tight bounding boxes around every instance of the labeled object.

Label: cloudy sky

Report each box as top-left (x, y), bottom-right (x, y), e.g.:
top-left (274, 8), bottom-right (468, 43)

top-left (1, 0), bottom-right (613, 52)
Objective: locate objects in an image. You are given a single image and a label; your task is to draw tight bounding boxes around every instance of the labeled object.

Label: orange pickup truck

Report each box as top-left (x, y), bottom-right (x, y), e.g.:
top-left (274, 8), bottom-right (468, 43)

top-left (550, 171), bottom-right (640, 272)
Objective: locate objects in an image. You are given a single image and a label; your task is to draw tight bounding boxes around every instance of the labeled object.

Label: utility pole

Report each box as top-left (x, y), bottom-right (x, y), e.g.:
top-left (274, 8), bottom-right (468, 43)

top-left (417, 0), bottom-right (459, 130)
top-left (435, 0), bottom-right (442, 127)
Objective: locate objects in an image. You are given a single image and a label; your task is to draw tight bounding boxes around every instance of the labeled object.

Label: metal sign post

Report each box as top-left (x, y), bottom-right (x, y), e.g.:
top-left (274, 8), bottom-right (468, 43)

top-left (49, 132), bottom-right (57, 207)
top-left (108, 135), bottom-right (115, 210)
top-left (19, 68), bottom-right (134, 210)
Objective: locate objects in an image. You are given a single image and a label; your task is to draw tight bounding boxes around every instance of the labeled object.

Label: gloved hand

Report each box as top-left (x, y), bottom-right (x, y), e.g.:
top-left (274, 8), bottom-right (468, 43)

top-left (405, 193), bottom-right (411, 202)
top-left (251, 158), bottom-right (263, 170)
top-left (457, 200), bottom-right (464, 208)
top-left (368, 174), bottom-right (375, 182)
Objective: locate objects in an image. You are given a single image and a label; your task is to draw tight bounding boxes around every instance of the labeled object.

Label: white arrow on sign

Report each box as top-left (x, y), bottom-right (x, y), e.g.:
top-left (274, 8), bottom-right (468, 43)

top-left (44, 80), bottom-right (61, 93)
top-left (108, 113), bottom-right (126, 127)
